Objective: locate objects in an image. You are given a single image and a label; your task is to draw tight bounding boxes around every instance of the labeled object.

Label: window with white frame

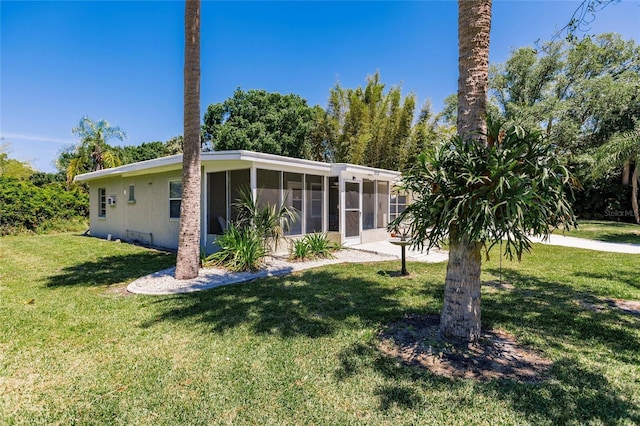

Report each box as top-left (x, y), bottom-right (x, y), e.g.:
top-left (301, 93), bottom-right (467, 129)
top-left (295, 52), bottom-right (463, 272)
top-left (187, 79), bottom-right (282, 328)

top-left (169, 180), bottom-right (182, 219)
top-left (98, 188), bottom-right (106, 218)
top-left (128, 185), bottom-right (135, 203)
top-left (389, 191), bottom-right (407, 223)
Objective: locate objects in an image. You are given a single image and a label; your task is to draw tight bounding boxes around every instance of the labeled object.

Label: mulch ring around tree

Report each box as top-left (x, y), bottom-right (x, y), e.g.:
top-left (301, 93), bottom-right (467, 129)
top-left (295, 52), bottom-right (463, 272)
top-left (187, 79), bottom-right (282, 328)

top-left (378, 314), bottom-right (552, 383)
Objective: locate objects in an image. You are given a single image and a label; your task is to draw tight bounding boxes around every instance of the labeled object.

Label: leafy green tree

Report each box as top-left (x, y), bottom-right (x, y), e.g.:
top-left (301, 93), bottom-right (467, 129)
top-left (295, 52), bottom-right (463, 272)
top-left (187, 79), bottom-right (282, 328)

top-left (65, 117), bottom-right (126, 185)
top-left (163, 135), bottom-right (184, 155)
top-left (490, 34), bottom-right (639, 150)
top-left (29, 172), bottom-right (65, 187)
top-left (308, 105), bottom-right (335, 162)
top-left (203, 89), bottom-right (316, 159)
top-left (58, 135), bottom-right (182, 179)
top-left (0, 146), bottom-right (35, 179)
top-left (0, 176), bottom-right (88, 235)
top-left (405, 100), bottom-right (452, 166)
top-left (490, 33), bottom-right (640, 219)
top-left (119, 141), bottom-right (166, 163)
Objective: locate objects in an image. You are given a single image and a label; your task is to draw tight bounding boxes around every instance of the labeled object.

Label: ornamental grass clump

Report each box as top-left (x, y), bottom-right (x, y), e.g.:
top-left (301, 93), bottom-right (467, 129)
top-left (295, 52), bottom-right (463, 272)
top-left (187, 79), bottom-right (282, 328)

top-left (289, 233), bottom-right (338, 261)
top-left (289, 238), bottom-right (312, 261)
top-left (204, 224), bottom-right (266, 272)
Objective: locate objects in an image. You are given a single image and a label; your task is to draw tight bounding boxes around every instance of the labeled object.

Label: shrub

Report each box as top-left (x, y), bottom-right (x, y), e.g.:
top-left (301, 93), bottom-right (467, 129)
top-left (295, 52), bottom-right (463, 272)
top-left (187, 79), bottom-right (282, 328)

top-left (289, 238), bottom-right (312, 261)
top-left (0, 177), bottom-right (88, 235)
top-left (304, 233), bottom-right (337, 259)
top-left (205, 224), bottom-right (266, 272)
top-left (232, 185), bottom-right (298, 252)
top-left (289, 233), bottom-right (338, 261)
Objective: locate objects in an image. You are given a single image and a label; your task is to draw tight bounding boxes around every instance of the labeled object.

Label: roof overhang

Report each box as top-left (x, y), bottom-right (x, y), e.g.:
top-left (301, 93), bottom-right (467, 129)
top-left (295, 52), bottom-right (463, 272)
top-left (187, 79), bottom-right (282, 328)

top-left (74, 150), bottom-right (400, 182)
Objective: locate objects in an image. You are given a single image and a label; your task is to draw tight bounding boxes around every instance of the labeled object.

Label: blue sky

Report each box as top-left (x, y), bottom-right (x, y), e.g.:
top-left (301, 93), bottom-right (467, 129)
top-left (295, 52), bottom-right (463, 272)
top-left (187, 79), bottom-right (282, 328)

top-left (1, 1), bottom-right (639, 173)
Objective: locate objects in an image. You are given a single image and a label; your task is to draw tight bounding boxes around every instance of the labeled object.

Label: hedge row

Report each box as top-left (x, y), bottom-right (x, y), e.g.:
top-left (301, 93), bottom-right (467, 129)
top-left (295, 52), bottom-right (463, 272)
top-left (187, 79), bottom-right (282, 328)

top-left (0, 177), bottom-right (89, 235)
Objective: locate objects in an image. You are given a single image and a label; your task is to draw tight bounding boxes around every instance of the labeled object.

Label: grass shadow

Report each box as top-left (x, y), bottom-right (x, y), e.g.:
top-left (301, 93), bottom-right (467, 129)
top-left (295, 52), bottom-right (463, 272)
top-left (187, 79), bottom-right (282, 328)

top-left (336, 342), bottom-right (640, 423)
top-left (487, 357), bottom-right (640, 424)
top-left (332, 263), bottom-right (640, 422)
top-left (141, 264), bottom-right (414, 339)
top-left (590, 232), bottom-right (640, 244)
top-left (45, 251), bottom-right (175, 287)
top-left (483, 267), bottom-right (640, 363)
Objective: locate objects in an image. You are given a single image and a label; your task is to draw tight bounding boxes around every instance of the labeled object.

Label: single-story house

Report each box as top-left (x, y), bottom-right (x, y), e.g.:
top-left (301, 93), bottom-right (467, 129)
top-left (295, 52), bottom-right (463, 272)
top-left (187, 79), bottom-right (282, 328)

top-left (74, 150), bottom-right (408, 253)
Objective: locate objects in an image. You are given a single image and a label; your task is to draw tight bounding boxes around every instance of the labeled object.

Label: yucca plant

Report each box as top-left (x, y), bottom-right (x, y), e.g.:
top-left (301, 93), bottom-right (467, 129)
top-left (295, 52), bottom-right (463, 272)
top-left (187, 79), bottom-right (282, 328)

top-left (288, 233), bottom-right (338, 261)
top-left (289, 238), bottom-right (312, 261)
top-left (304, 233), bottom-right (337, 259)
top-left (232, 185), bottom-right (298, 252)
top-left (205, 224), bottom-right (266, 272)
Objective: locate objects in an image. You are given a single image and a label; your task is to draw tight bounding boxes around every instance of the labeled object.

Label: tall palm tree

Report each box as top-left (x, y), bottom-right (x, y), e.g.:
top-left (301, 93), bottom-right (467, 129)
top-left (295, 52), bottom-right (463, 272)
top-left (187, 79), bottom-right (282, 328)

top-left (394, 0), bottom-right (574, 344)
top-left (67, 117), bottom-right (125, 185)
top-left (439, 0), bottom-right (493, 342)
top-left (175, 0), bottom-right (201, 280)
top-left (594, 129), bottom-right (640, 224)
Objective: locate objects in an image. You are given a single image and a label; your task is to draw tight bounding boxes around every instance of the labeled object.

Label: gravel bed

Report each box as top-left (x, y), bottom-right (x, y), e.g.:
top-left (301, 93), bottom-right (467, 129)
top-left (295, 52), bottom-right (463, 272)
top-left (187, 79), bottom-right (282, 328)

top-left (127, 248), bottom-right (396, 295)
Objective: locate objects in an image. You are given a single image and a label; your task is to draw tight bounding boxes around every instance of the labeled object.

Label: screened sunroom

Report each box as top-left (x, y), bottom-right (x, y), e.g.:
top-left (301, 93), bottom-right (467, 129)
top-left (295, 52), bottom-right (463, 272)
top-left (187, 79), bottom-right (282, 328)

top-left (75, 150), bottom-right (401, 253)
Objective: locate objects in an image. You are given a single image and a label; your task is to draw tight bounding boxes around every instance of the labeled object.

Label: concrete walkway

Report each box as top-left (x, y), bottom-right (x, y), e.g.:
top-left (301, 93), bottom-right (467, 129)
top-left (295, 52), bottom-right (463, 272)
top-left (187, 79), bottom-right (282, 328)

top-left (354, 240), bottom-right (450, 262)
top-left (127, 248), bottom-right (395, 295)
top-left (127, 235), bottom-right (638, 295)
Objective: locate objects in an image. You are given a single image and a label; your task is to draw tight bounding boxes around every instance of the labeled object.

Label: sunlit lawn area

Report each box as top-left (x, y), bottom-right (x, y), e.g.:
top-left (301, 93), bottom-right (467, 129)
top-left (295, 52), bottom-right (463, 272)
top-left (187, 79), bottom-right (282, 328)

top-left (561, 220), bottom-right (640, 244)
top-left (1, 233), bottom-right (639, 424)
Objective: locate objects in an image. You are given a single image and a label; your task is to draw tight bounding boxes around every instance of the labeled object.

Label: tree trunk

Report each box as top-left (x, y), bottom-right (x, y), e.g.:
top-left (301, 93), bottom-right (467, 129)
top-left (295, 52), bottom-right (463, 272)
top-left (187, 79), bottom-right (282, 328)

top-left (439, 0), bottom-right (492, 343)
top-left (622, 160), bottom-right (630, 186)
top-left (93, 142), bottom-right (103, 171)
top-left (457, 0), bottom-right (492, 141)
top-left (632, 163), bottom-right (639, 224)
top-left (440, 229), bottom-right (483, 342)
top-left (175, 0), bottom-right (201, 280)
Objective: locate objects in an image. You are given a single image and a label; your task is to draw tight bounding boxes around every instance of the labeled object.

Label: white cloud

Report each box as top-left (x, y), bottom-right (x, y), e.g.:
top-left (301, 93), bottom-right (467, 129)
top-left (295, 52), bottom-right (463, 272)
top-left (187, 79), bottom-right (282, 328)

top-left (0, 133), bottom-right (73, 145)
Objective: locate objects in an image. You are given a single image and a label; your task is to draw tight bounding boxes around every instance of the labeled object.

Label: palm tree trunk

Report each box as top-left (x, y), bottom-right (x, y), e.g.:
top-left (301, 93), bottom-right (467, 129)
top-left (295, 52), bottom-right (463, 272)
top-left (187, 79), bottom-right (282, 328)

top-left (456, 0), bottom-right (492, 140)
top-left (622, 160), bottom-right (630, 186)
top-left (439, 0), bottom-right (492, 343)
top-left (175, 0), bottom-right (201, 280)
top-left (440, 229), bottom-right (482, 341)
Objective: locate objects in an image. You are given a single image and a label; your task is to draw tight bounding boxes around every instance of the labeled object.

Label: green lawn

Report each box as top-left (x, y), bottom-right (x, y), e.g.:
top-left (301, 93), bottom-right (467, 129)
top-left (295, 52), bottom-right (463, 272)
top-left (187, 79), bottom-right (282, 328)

top-left (1, 233), bottom-right (639, 425)
top-left (561, 220), bottom-right (640, 244)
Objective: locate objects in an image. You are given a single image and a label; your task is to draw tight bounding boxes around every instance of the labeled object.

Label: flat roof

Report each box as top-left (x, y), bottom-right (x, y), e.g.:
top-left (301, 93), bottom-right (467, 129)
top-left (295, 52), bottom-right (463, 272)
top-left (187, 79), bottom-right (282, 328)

top-left (74, 150), bottom-right (400, 182)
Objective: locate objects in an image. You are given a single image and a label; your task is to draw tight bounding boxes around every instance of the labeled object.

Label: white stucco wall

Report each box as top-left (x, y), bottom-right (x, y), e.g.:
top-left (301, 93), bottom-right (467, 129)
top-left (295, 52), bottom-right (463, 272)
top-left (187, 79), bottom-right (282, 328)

top-left (79, 151), bottom-right (403, 251)
top-left (88, 170), bottom-right (183, 250)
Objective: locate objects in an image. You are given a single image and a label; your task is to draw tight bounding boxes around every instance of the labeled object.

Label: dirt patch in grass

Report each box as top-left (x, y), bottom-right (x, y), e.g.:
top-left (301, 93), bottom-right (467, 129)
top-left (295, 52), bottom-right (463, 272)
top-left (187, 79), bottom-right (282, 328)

top-left (378, 314), bottom-right (552, 383)
top-left (484, 280), bottom-right (515, 290)
top-left (104, 284), bottom-right (133, 297)
top-left (574, 298), bottom-right (640, 316)
top-left (607, 299), bottom-right (640, 316)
